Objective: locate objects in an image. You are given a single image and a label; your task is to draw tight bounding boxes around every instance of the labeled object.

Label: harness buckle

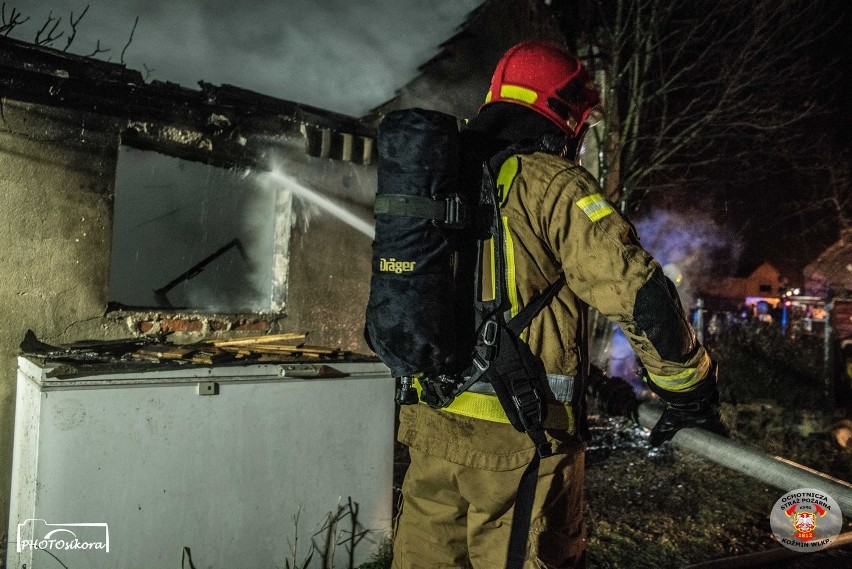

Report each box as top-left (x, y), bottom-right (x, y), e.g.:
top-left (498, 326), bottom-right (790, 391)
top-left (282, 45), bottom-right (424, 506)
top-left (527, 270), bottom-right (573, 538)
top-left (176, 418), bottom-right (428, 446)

top-left (511, 386), bottom-right (545, 432)
top-left (481, 320), bottom-right (498, 346)
top-left (420, 375), bottom-right (462, 409)
top-left (435, 194), bottom-right (467, 228)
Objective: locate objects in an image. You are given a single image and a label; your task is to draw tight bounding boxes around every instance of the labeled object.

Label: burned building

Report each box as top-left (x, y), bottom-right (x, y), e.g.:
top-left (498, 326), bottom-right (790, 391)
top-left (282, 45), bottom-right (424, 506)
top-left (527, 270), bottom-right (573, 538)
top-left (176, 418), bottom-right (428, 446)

top-left (0, 34), bottom-right (380, 552)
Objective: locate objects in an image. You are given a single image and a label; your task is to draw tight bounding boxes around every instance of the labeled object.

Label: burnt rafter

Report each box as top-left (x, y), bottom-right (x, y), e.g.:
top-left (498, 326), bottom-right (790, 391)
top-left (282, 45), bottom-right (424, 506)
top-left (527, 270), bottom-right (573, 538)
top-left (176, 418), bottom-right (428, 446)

top-left (0, 35), bottom-right (376, 165)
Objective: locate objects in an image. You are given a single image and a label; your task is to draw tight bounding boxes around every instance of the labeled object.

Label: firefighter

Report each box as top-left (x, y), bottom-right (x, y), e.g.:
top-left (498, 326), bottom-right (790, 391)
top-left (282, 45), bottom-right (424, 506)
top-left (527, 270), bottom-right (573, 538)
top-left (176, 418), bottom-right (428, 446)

top-left (392, 40), bottom-right (727, 569)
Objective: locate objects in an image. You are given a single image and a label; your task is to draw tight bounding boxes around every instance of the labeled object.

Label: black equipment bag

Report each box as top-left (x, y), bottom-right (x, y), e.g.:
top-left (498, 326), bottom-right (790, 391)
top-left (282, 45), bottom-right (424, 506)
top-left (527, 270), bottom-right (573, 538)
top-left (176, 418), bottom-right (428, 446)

top-left (364, 109), bottom-right (473, 378)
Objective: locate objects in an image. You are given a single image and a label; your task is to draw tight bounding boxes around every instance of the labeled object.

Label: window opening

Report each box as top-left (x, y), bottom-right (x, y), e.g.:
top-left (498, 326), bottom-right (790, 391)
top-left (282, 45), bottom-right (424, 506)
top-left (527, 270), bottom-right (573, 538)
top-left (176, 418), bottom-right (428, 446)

top-left (108, 145), bottom-right (291, 313)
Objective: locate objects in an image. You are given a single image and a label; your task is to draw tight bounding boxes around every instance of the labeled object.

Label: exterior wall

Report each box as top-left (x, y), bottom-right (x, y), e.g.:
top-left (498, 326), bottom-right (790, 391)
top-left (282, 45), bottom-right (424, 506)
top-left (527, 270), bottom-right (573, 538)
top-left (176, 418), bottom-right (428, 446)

top-left (0, 99), bottom-right (376, 543)
top-left (0, 100), bottom-right (126, 537)
top-left (286, 214), bottom-right (373, 354)
top-left (747, 262), bottom-right (783, 296)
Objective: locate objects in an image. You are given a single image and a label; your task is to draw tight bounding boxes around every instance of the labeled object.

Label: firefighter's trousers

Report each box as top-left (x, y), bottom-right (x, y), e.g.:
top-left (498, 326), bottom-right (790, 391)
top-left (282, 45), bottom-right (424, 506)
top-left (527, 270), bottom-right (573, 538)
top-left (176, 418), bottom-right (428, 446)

top-left (392, 404), bottom-right (586, 569)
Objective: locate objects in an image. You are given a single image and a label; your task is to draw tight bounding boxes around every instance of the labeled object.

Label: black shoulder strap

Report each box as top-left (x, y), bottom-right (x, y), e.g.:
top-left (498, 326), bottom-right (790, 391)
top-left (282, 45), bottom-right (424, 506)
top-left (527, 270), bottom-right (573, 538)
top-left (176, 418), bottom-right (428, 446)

top-left (505, 275), bottom-right (566, 337)
top-left (507, 455), bottom-right (540, 569)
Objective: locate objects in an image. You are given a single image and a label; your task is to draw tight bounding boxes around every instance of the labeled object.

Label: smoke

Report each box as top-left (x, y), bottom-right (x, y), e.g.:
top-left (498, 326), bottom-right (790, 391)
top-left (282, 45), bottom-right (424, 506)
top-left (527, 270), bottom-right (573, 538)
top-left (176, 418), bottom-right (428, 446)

top-left (633, 209), bottom-right (742, 310)
top-left (4, 0), bottom-right (482, 116)
top-left (109, 147), bottom-right (277, 313)
top-left (602, 208), bottom-right (741, 384)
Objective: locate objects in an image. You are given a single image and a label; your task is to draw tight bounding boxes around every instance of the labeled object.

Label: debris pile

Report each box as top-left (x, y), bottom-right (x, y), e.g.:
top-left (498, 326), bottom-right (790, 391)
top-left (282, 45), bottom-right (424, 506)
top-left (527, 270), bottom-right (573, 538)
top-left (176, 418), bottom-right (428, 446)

top-left (19, 329), bottom-right (354, 368)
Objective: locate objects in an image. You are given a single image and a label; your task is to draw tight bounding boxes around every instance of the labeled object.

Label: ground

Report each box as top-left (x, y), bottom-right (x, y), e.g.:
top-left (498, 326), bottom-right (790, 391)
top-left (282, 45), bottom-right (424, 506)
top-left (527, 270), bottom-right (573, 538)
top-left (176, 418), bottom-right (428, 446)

top-left (583, 414), bottom-right (852, 568)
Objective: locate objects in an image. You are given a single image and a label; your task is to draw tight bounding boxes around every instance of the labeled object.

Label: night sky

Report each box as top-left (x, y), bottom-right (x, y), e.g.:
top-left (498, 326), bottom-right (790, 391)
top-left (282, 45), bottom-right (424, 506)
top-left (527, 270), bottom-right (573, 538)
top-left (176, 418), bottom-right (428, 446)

top-left (726, 1), bottom-right (850, 281)
top-left (619, 0), bottom-right (850, 283)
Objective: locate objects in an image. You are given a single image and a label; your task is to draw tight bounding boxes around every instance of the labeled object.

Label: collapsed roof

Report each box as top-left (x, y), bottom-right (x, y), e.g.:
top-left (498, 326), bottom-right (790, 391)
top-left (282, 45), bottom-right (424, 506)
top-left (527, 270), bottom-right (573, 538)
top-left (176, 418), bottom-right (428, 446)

top-left (0, 35), bottom-right (376, 168)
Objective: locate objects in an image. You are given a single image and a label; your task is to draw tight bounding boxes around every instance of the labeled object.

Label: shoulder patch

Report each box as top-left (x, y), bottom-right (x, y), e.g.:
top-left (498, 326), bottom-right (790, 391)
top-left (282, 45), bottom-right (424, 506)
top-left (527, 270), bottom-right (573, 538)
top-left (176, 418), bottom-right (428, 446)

top-left (576, 193), bottom-right (615, 222)
top-left (496, 155), bottom-right (520, 206)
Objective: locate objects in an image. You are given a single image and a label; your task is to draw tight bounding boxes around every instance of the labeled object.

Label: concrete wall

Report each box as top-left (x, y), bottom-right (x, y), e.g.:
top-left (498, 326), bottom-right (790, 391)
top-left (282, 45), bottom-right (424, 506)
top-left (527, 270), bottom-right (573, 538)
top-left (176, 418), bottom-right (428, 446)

top-left (287, 213), bottom-right (373, 354)
top-left (0, 98), bottom-right (377, 545)
top-left (0, 100), bottom-right (125, 540)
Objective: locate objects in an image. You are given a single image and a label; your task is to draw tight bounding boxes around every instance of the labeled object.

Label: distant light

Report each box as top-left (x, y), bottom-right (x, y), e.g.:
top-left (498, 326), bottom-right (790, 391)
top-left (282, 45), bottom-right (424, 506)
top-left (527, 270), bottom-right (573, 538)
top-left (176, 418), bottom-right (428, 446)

top-left (785, 300), bottom-right (792, 307)
top-left (786, 290), bottom-right (793, 297)
top-left (793, 288), bottom-right (800, 295)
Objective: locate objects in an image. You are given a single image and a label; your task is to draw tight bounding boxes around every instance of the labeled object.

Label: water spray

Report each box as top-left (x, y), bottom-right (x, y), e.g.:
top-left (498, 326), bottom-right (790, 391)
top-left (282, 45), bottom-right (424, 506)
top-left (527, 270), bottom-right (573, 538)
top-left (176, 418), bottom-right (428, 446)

top-left (263, 169), bottom-right (376, 240)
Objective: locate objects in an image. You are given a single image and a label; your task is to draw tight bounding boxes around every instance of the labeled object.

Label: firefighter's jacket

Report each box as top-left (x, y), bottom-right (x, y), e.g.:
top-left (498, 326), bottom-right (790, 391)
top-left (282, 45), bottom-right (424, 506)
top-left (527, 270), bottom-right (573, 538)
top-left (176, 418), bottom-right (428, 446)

top-left (399, 151), bottom-right (711, 457)
top-left (494, 151), bottom-right (711, 392)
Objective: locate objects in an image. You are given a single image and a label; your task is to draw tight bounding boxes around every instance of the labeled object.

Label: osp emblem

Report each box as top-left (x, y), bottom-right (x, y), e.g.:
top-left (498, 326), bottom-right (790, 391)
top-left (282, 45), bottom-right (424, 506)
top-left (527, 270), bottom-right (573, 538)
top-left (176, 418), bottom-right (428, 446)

top-left (791, 508), bottom-right (818, 540)
top-left (770, 488), bottom-right (842, 552)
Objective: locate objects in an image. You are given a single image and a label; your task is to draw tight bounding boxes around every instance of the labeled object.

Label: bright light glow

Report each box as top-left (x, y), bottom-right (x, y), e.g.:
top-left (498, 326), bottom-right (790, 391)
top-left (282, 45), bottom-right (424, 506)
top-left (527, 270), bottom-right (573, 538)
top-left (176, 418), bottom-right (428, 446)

top-left (263, 169), bottom-right (376, 240)
top-left (793, 288), bottom-right (801, 295)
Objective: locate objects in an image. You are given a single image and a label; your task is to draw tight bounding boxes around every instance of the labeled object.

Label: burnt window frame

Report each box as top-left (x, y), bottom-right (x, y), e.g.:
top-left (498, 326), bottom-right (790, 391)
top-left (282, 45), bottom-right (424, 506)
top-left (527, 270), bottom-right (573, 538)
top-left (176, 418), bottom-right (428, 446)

top-left (107, 124), bottom-right (294, 315)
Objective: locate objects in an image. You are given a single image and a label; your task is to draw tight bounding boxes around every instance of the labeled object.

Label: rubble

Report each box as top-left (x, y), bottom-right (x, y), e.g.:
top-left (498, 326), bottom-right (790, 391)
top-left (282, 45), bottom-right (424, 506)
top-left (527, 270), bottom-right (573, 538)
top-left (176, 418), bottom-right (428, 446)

top-left (19, 329), bottom-right (361, 374)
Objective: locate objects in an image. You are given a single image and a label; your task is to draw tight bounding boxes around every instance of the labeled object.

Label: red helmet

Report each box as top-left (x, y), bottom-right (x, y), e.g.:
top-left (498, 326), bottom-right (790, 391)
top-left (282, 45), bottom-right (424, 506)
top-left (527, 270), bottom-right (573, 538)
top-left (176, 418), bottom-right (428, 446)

top-left (481, 40), bottom-right (600, 136)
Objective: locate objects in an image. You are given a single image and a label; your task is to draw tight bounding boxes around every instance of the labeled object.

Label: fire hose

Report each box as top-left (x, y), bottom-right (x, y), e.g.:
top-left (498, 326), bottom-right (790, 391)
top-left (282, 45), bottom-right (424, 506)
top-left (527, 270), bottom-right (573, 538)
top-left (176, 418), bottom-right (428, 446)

top-left (637, 400), bottom-right (852, 514)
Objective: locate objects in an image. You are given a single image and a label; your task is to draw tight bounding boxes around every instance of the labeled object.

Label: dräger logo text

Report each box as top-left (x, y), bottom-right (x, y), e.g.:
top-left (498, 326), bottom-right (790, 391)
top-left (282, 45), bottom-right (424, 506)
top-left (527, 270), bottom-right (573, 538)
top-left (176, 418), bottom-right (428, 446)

top-left (379, 258), bottom-right (417, 274)
top-left (16, 519), bottom-right (110, 553)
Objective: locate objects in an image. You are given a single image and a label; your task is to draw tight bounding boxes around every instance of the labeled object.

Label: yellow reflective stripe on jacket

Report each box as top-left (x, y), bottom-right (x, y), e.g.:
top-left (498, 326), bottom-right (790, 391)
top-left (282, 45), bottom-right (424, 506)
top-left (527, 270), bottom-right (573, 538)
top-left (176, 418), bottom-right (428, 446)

top-left (496, 155), bottom-right (519, 206)
top-left (647, 367), bottom-right (704, 392)
top-left (480, 237), bottom-right (497, 302)
top-left (502, 216), bottom-right (519, 320)
top-left (412, 379), bottom-right (576, 433)
top-left (576, 193), bottom-right (615, 222)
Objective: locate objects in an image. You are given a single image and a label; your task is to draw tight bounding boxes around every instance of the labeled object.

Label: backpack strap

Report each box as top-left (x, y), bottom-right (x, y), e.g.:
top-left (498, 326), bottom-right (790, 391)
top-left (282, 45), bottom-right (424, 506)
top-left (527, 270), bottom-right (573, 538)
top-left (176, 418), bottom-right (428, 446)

top-left (506, 275), bottom-right (565, 337)
top-left (373, 194), bottom-right (467, 227)
top-left (506, 455), bottom-right (541, 569)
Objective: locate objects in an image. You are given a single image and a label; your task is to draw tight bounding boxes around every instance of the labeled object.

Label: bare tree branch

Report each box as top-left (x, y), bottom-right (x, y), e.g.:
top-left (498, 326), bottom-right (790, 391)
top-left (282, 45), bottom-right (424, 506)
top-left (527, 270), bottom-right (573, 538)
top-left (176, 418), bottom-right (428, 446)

top-left (561, 0), bottom-right (837, 209)
top-left (142, 63), bottom-right (155, 81)
top-left (64, 4), bottom-right (90, 52)
top-left (120, 16), bottom-right (138, 64)
top-left (4, 4), bottom-right (138, 66)
top-left (34, 10), bottom-right (63, 46)
top-left (1, 2), bottom-right (30, 36)
top-left (85, 38), bottom-right (110, 58)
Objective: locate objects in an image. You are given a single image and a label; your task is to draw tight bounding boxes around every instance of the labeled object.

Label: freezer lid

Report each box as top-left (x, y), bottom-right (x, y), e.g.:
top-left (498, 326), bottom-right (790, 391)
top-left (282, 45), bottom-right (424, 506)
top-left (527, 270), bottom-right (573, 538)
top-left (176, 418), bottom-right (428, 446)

top-left (18, 356), bottom-right (391, 389)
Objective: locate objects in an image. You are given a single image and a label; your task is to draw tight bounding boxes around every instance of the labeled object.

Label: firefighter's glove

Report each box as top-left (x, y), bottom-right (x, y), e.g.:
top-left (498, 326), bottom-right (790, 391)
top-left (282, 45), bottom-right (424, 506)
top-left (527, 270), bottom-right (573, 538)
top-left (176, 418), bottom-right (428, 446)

top-left (589, 369), bottom-right (639, 422)
top-left (648, 363), bottom-right (728, 447)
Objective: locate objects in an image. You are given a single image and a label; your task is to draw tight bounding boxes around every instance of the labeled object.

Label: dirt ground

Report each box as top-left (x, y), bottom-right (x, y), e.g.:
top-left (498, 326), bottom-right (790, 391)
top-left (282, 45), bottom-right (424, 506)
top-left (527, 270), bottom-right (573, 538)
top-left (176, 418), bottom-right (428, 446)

top-left (583, 414), bottom-right (852, 569)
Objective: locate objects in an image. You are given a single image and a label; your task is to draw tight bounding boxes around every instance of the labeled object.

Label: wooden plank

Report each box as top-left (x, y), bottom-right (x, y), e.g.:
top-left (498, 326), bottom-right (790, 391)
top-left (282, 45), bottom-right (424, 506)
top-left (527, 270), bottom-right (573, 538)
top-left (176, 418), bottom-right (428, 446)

top-left (210, 333), bottom-right (307, 347)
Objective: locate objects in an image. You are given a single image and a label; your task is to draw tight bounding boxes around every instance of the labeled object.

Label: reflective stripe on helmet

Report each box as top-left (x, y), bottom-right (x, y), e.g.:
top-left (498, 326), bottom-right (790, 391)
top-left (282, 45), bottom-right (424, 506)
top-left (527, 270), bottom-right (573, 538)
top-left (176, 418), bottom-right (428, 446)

top-left (499, 84), bottom-right (539, 105)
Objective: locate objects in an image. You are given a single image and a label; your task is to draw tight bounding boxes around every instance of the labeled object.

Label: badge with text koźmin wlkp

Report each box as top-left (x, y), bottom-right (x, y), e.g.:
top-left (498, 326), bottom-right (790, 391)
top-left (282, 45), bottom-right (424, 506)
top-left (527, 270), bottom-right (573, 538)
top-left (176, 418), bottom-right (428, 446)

top-left (769, 488), bottom-right (842, 552)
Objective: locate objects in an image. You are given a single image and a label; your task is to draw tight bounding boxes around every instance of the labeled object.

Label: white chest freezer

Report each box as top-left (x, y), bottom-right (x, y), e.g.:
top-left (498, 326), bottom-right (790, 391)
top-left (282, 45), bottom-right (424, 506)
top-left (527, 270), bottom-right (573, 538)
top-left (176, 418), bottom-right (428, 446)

top-left (7, 356), bottom-right (394, 569)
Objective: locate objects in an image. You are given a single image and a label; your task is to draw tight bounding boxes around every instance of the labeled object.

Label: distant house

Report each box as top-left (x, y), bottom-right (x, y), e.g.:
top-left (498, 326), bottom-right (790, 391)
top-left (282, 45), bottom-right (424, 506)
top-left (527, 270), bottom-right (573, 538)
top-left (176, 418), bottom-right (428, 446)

top-left (698, 262), bottom-right (785, 311)
top-left (804, 228), bottom-right (852, 298)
